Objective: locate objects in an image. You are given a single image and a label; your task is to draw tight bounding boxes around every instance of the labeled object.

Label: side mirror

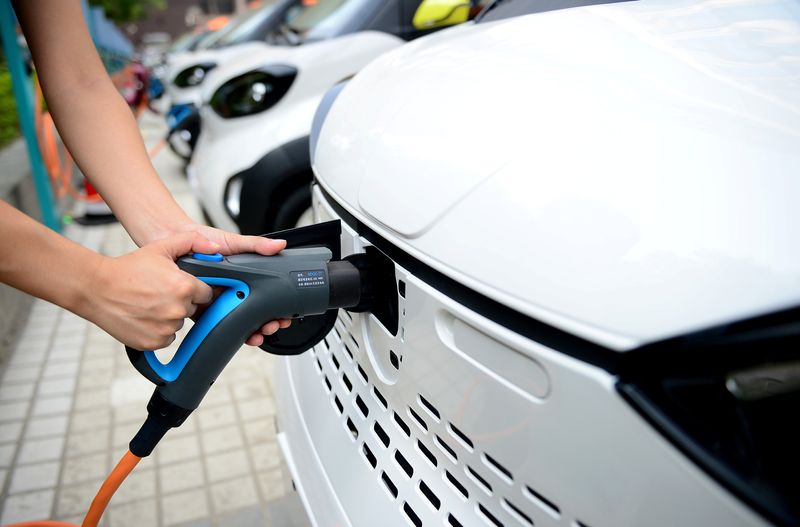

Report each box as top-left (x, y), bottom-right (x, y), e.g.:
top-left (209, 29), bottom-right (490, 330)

top-left (412, 0), bottom-right (470, 30)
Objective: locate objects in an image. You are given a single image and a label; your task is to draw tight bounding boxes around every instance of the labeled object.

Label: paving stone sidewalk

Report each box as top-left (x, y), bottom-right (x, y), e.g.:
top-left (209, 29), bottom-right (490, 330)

top-left (0, 112), bottom-right (309, 527)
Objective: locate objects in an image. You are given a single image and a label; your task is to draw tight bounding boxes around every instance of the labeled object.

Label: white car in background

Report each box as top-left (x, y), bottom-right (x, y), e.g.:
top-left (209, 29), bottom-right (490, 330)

top-left (188, 0), bottom-right (458, 234)
top-left (274, 0), bottom-right (800, 526)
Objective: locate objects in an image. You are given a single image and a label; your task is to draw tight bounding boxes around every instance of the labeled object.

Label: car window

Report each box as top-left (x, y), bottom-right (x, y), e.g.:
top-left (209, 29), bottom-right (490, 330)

top-left (477, 0), bottom-right (633, 23)
top-left (200, 7), bottom-right (272, 48)
top-left (267, 0), bottom-right (379, 44)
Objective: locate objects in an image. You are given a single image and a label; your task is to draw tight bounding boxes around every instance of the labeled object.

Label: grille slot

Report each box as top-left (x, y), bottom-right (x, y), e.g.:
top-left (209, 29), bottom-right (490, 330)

top-left (362, 443), bottom-right (377, 469)
top-left (355, 395), bottom-right (369, 418)
top-left (448, 514), bottom-right (464, 527)
top-left (408, 407), bottom-right (428, 432)
top-left (419, 480), bottom-right (441, 510)
top-left (331, 353), bottom-right (340, 371)
top-left (373, 386), bottom-right (388, 410)
top-left (435, 435), bottom-right (458, 463)
top-left (478, 503), bottom-right (504, 527)
top-left (445, 470), bottom-right (469, 500)
top-left (524, 485), bottom-right (560, 517)
top-left (394, 411), bottom-right (411, 437)
top-left (403, 502), bottom-right (422, 527)
top-left (344, 342), bottom-right (355, 361)
top-left (342, 373), bottom-right (353, 392)
top-left (448, 423), bottom-right (474, 450)
top-left (323, 375), bottom-right (332, 393)
top-left (503, 498), bottom-right (534, 526)
top-left (467, 465), bottom-right (493, 495)
top-left (418, 394), bottom-right (441, 420)
top-left (357, 363), bottom-right (369, 384)
top-left (345, 417), bottom-right (359, 440)
top-left (333, 395), bottom-right (343, 415)
top-left (416, 440), bottom-right (438, 468)
top-left (395, 450), bottom-right (414, 478)
top-left (390, 350), bottom-right (401, 370)
top-left (484, 453), bottom-right (513, 483)
top-left (382, 471), bottom-right (398, 498)
top-left (374, 422), bottom-right (390, 448)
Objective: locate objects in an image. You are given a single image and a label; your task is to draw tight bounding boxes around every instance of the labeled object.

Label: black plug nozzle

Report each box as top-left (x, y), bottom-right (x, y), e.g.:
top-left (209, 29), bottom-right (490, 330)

top-left (129, 391), bottom-right (193, 457)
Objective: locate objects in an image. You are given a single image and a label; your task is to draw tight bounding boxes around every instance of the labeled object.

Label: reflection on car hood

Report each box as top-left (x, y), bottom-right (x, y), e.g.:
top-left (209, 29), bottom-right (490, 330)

top-left (314, 0), bottom-right (800, 351)
top-left (166, 42), bottom-right (267, 84)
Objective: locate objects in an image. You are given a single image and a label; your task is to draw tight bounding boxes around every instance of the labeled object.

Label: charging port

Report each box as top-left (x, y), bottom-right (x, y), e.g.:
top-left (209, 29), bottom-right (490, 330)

top-left (344, 247), bottom-right (398, 336)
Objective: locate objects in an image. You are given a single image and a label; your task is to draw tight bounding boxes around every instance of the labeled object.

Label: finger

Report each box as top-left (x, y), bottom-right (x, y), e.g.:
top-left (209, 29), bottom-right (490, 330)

top-left (278, 319), bottom-right (292, 329)
top-left (188, 276), bottom-right (214, 305)
top-left (154, 231), bottom-right (221, 260)
top-left (246, 334), bottom-right (264, 346)
top-left (220, 232), bottom-right (286, 256)
top-left (260, 320), bottom-right (281, 335)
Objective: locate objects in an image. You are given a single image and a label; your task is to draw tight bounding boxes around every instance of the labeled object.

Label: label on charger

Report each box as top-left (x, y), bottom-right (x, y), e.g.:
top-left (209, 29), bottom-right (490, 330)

top-left (292, 270), bottom-right (326, 288)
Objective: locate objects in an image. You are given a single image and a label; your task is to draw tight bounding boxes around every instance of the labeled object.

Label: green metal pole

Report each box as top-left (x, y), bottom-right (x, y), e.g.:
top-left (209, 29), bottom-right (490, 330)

top-left (0, 0), bottom-right (61, 232)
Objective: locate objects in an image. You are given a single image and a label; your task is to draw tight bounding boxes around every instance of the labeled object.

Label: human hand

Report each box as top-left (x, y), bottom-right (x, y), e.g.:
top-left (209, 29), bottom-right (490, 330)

top-left (168, 223), bottom-right (292, 346)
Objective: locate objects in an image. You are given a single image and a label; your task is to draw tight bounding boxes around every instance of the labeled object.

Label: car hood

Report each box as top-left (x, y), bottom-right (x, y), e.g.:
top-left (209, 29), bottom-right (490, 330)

top-left (200, 31), bottom-right (404, 103)
top-left (166, 42), bottom-right (267, 85)
top-left (314, 0), bottom-right (800, 351)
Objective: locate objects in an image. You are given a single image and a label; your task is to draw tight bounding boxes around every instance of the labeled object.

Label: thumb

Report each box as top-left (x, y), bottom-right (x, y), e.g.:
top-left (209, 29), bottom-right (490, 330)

top-left (152, 231), bottom-right (221, 260)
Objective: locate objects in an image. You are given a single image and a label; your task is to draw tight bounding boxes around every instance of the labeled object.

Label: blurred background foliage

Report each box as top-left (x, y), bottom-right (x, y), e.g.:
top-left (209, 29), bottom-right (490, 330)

top-left (89, 0), bottom-right (166, 23)
top-left (0, 59), bottom-right (19, 147)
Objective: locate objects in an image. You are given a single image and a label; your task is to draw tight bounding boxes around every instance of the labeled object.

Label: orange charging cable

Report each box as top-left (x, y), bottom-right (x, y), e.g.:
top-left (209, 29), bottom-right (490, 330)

top-left (4, 450), bottom-right (141, 527)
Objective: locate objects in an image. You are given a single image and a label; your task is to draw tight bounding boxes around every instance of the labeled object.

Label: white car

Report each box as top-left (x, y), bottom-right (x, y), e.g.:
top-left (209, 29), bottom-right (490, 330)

top-left (274, 1), bottom-right (800, 526)
top-left (188, 0), bottom-right (448, 234)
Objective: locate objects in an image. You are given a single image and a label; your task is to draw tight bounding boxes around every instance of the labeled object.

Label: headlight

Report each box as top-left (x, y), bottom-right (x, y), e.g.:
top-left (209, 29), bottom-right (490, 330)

top-left (174, 62), bottom-right (216, 88)
top-left (209, 65), bottom-right (297, 119)
top-left (224, 176), bottom-right (244, 219)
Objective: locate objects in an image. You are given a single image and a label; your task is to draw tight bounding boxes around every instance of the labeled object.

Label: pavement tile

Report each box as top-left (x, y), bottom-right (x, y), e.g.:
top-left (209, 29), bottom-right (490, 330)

top-left (0, 382), bottom-right (35, 402)
top-left (74, 388), bottom-right (110, 411)
top-left (0, 443), bottom-right (16, 467)
top-left (8, 350), bottom-right (47, 368)
top-left (237, 398), bottom-right (275, 421)
top-left (250, 442), bottom-right (281, 472)
top-left (55, 478), bottom-right (103, 517)
top-left (198, 386), bottom-right (232, 408)
top-left (112, 467), bottom-right (156, 505)
top-left (25, 414), bottom-right (69, 439)
top-left (81, 357), bottom-right (114, 374)
top-left (1, 365), bottom-right (41, 384)
top-left (0, 400), bottom-right (30, 421)
top-left (210, 476), bottom-right (259, 514)
top-left (264, 493), bottom-right (311, 527)
top-left (42, 360), bottom-right (80, 380)
top-left (72, 408), bottom-right (112, 432)
top-left (204, 450), bottom-right (249, 483)
top-left (66, 427), bottom-right (110, 457)
top-left (158, 458), bottom-right (204, 494)
top-left (17, 436), bottom-right (65, 464)
top-left (200, 427), bottom-right (243, 455)
top-left (0, 489), bottom-right (55, 524)
top-left (0, 467), bottom-right (6, 488)
top-left (61, 452), bottom-right (109, 485)
top-left (31, 395), bottom-right (72, 417)
top-left (112, 422), bottom-right (142, 449)
top-left (243, 418), bottom-right (276, 446)
top-left (113, 402), bottom-right (147, 425)
top-left (8, 460), bottom-right (60, 493)
top-left (231, 380), bottom-right (270, 401)
top-left (156, 434), bottom-right (200, 466)
top-left (48, 345), bottom-right (83, 364)
top-left (197, 405), bottom-right (237, 431)
top-left (108, 498), bottom-right (158, 527)
top-left (217, 505), bottom-right (266, 527)
top-left (161, 488), bottom-right (209, 526)
top-left (256, 469), bottom-right (286, 502)
top-left (37, 377), bottom-right (77, 397)
top-left (0, 420), bottom-right (23, 443)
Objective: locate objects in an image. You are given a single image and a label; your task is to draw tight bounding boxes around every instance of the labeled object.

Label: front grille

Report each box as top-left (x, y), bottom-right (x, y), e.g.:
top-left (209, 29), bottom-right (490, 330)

top-left (307, 310), bottom-right (573, 527)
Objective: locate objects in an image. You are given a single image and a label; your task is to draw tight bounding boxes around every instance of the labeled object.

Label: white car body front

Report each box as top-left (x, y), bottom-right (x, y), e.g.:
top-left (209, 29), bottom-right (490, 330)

top-left (276, 1), bottom-right (800, 526)
top-left (188, 31), bottom-right (405, 233)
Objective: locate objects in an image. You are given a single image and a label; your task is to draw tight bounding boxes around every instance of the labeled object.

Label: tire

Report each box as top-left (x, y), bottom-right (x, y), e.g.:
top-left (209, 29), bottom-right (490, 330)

top-left (269, 185), bottom-right (313, 232)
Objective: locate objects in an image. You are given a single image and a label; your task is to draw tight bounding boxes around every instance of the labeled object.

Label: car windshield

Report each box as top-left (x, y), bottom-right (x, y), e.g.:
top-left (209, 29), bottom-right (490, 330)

top-left (477, 0), bottom-right (631, 23)
top-left (169, 31), bottom-right (208, 53)
top-left (205, 4), bottom-right (278, 48)
top-left (267, 0), bottom-right (375, 45)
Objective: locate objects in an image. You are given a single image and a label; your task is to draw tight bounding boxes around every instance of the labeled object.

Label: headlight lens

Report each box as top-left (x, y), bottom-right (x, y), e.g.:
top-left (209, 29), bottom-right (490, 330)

top-left (174, 62), bottom-right (216, 88)
top-left (224, 176), bottom-right (244, 219)
top-left (209, 65), bottom-right (297, 119)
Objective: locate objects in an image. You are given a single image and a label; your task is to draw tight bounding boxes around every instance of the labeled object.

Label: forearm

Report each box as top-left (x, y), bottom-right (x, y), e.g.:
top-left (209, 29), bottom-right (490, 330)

top-left (44, 78), bottom-right (191, 244)
top-left (12, 0), bottom-right (193, 246)
top-left (0, 201), bottom-right (100, 315)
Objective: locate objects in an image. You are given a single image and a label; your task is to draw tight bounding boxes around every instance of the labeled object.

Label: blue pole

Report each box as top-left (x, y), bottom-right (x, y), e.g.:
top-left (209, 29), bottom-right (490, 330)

top-left (0, 0), bottom-right (61, 231)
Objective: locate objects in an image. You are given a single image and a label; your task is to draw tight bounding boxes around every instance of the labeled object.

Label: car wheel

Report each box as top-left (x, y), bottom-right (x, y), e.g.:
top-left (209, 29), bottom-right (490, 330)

top-left (269, 185), bottom-right (312, 232)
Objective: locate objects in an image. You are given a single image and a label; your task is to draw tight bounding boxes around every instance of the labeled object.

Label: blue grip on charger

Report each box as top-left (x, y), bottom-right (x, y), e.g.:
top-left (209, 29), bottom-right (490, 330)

top-left (143, 277), bottom-right (250, 383)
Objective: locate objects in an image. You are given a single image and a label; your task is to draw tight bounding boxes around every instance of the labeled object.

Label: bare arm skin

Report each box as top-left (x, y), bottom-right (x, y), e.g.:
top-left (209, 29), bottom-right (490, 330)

top-left (2, 0), bottom-right (290, 349)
